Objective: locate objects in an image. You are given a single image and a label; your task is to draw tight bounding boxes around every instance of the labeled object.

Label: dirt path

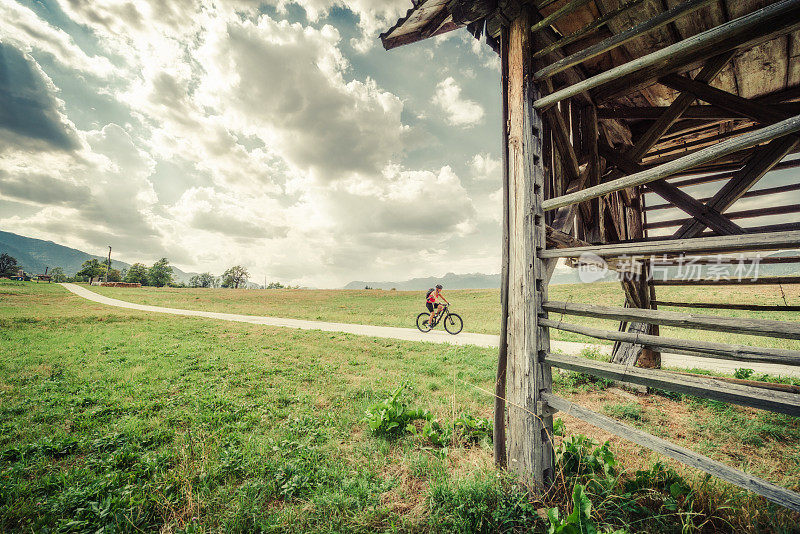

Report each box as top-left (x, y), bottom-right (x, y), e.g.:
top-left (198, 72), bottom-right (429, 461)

top-left (61, 283), bottom-right (799, 377)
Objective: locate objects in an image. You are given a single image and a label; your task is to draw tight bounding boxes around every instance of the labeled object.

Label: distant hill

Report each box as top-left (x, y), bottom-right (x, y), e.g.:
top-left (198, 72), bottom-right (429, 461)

top-left (346, 250), bottom-right (800, 290)
top-left (343, 268), bottom-right (610, 290)
top-left (0, 230), bottom-right (197, 282)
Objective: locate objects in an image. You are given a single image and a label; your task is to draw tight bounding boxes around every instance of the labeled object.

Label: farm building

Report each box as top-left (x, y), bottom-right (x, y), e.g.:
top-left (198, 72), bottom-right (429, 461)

top-left (381, 0), bottom-right (800, 512)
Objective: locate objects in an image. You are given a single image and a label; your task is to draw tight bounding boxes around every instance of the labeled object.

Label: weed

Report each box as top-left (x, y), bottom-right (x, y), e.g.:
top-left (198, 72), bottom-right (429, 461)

top-left (363, 383), bottom-right (428, 438)
top-left (603, 403), bottom-right (645, 422)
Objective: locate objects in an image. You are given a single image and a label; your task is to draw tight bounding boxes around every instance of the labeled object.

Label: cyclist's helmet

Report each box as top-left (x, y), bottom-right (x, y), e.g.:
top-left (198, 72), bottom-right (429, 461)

top-left (436, 284), bottom-right (443, 289)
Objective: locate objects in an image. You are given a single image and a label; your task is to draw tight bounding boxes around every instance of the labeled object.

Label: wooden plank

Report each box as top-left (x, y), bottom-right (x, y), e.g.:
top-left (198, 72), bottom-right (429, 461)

top-left (646, 203), bottom-right (800, 229)
top-left (505, 7), bottom-right (554, 487)
top-left (539, 317), bottom-right (800, 365)
top-left (667, 159), bottom-right (800, 188)
top-left (653, 300), bottom-right (800, 312)
top-left (531, 0), bottom-right (595, 34)
top-left (542, 114), bottom-right (800, 211)
top-left (542, 300), bottom-right (800, 339)
top-left (652, 276), bottom-right (800, 286)
top-left (600, 145), bottom-right (744, 235)
top-left (495, 25), bottom-right (510, 469)
top-left (538, 229), bottom-right (800, 258)
top-left (541, 393), bottom-right (800, 512)
top-left (673, 136), bottom-right (800, 238)
top-left (646, 182), bottom-right (800, 210)
top-left (591, 4), bottom-right (800, 105)
top-left (598, 103), bottom-right (800, 120)
top-left (531, 0), bottom-right (648, 60)
top-left (544, 353), bottom-right (800, 415)
top-left (659, 74), bottom-right (793, 124)
top-left (534, 0), bottom-right (717, 81)
top-left (648, 254), bottom-right (800, 266)
top-left (534, 0), bottom-right (800, 109)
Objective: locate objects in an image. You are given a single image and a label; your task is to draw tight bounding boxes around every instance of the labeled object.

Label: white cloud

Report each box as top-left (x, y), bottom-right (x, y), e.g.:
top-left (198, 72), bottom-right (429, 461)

top-left (0, 0), bottom-right (116, 78)
top-left (470, 153), bottom-right (501, 182)
top-left (432, 77), bottom-right (485, 128)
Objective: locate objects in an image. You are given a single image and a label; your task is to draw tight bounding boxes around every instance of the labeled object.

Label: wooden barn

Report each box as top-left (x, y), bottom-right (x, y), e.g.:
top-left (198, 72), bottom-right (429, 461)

top-left (381, 0), bottom-right (800, 511)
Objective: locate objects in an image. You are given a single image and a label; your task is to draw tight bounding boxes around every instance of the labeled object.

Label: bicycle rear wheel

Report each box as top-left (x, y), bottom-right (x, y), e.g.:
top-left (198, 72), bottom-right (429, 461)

top-left (444, 313), bottom-right (463, 335)
top-left (416, 312), bottom-right (432, 332)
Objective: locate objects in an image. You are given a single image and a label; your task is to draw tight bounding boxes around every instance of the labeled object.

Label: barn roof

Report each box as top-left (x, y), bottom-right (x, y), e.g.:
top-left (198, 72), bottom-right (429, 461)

top-left (381, 0), bottom-right (800, 162)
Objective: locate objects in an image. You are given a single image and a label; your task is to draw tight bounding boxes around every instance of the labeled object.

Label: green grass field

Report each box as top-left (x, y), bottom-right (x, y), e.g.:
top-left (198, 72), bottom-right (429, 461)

top-left (1, 281), bottom-right (799, 532)
top-left (89, 282), bottom-right (800, 350)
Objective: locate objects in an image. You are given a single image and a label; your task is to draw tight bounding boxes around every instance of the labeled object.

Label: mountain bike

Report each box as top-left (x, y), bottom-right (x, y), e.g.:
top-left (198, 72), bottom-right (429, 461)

top-left (416, 304), bottom-right (463, 335)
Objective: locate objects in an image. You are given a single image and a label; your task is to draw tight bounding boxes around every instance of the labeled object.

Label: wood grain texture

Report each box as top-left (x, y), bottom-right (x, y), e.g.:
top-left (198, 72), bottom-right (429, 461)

top-left (539, 317), bottom-right (800, 365)
top-left (542, 393), bottom-right (800, 511)
top-left (544, 353), bottom-right (800, 415)
top-left (543, 300), bottom-right (800, 339)
top-left (505, 8), bottom-right (554, 487)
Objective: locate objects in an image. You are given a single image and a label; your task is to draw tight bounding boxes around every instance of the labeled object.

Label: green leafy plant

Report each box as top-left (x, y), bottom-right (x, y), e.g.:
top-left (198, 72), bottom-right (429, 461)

top-left (412, 419), bottom-right (452, 447)
top-left (557, 435), bottom-right (617, 479)
top-left (454, 413), bottom-right (493, 443)
top-left (734, 368), bottom-right (755, 380)
top-left (546, 484), bottom-right (596, 534)
top-left (363, 383), bottom-right (428, 437)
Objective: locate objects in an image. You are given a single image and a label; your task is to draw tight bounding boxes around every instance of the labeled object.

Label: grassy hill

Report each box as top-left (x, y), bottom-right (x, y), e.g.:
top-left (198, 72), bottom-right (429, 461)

top-left (0, 230), bottom-right (196, 282)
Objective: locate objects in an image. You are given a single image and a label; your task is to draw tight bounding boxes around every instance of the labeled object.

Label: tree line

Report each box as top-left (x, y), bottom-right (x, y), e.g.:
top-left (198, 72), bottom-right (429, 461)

top-left (1, 252), bottom-right (292, 289)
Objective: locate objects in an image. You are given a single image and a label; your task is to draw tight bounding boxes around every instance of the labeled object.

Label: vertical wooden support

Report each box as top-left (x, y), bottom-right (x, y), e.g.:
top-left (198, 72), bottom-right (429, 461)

top-left (494, 25), bottom-right (510, 468)
top-left (505, 7), bottom-right (554, 488)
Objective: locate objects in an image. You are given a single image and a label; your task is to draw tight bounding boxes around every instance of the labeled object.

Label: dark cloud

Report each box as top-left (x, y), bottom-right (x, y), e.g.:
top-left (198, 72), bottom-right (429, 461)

top-left (0, 170), bottom-right (91, 206)
top-left (0, 43), bottom-right (79, 151)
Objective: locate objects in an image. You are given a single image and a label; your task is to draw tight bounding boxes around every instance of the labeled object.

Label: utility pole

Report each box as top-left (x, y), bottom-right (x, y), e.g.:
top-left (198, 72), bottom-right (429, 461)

top-left (106, 246), bottom-right (112, 283)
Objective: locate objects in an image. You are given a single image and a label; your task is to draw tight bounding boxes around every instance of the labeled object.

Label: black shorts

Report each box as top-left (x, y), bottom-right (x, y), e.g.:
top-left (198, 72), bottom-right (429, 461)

top-left (426, 302), bottom-right (439, 312)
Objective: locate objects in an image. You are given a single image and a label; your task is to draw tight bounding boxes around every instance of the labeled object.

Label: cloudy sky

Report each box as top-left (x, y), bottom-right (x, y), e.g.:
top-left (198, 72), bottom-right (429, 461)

top-left (0, 0), bottom-right (504, 287)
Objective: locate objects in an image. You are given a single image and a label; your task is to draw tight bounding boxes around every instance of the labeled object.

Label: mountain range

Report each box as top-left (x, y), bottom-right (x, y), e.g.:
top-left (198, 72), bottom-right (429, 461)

top-left (342, 267), bottom-right (606, 290)
top-left (0, 231), bottom-right (197, 283)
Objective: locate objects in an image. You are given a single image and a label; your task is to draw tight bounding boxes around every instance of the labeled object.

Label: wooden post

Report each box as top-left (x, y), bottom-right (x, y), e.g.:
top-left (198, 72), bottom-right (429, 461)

top-left (494, 25), bottom-right (510, 468)
top-left (505, 7), bottom-right (554, 488)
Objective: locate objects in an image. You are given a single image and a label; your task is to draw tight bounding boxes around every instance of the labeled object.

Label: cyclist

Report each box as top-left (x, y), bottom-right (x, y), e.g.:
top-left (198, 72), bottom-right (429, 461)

top-left (426, 284), bottom-right (449, 326)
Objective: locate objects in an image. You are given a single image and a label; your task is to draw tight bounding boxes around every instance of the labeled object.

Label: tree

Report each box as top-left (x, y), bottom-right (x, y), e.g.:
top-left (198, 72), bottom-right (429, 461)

top-left (148, 258), bottom-right (173, 287)
top-left (0, 253), bottom-right (18, 277)
top-left (221, 265), bottom-right (249, 289)
top-left (77, 259), bottom-right (104, 281)
top-left (124, 263), bottom-right (149, 285)
top-left (106, 268), bottom-right (121, 282)
top-left (266, 281), bottom-right (285, 289)
top-left (50, 267), bottom-right (67, 283)
top-left (189, 272), bottom-right (217, 288)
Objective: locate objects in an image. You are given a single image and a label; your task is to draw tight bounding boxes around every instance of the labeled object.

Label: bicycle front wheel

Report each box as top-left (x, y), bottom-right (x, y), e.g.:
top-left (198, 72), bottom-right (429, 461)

top-left (444, 313), bottom-right (463, 335)
top-left (416, 312), bottom-right (432, 332)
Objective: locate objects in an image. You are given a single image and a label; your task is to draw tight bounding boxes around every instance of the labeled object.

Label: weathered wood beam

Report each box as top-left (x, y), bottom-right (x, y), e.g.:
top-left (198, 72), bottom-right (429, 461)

top-left (652, 276), bottom-right (800, 286)
top-left (652, 301), bottom-right (800, 312)
top-left (530, 0), bottom-right (594, 34)
top-left (540, 318), bottom-right (800, 365)
top-left (544, 115), bottom-right (800, 211)
top-left (599, 145), bottom-right (743, 235)
top-left (647, 204), bottom-right (800, 230)
top-left (538, 229), bottom-right (800, 258)
top-left (542, 393), bottom-right (800, 511)
top-left (674, 136), bottom-right (800, 238)
top-left (667, 159), bottom-right (800, 188)
top-left (542, 301), bottom-right (800, 339)
top-left (648, 254), bottom-right (800, 266)
top-left (647, 182), bottom-right (800, 210)
top-left (598, 103), bottom-right (800, 120)
top-left (505, 7), bottom-right (553, 487)
top-left (659, 75), bottom-right (794, 125)
top-left (494, 25), bottom-right (510, 469)
top-left (532, 0), bottom-right (647, 60)
top-left (534, 0), bottom-right (716, 81)
top-left (544, 353), bottom-right (800, 415)
top-left (534, 0), bottom-right (800, 109)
